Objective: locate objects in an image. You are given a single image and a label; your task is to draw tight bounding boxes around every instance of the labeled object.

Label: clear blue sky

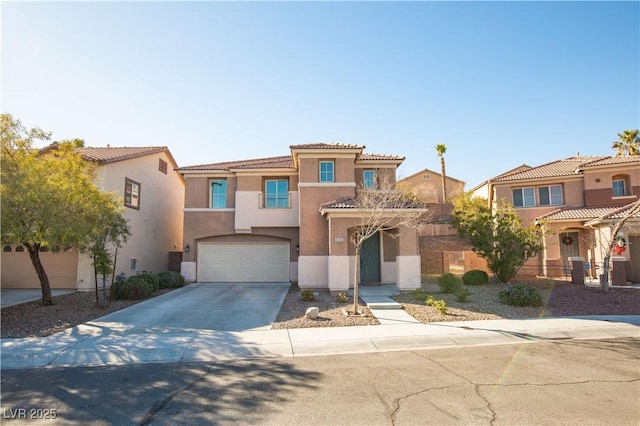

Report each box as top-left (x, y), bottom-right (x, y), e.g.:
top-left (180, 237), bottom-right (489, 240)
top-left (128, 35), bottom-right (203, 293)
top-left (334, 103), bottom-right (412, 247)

top-left (2, 1), bottom-right (639, 188)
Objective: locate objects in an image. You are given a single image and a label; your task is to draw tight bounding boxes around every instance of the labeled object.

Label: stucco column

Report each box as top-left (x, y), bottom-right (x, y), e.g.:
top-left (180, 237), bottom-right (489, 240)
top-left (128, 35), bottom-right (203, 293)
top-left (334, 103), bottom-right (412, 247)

top-left (611, 256), bottom-right (628, 286)
top-left (396, 225), bottom-right (421, 291)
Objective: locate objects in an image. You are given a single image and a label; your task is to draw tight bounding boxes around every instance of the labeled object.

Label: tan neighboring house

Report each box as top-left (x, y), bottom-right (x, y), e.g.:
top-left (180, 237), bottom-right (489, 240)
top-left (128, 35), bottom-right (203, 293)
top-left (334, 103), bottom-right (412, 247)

top-left (397, 168), bottom-right (465, 223)
top-left (486, 155), bottom-right (640, 282)
top-left (177, 143), bottom-right (424, 292)
top-left (1, 146), bottom-right (185, 291)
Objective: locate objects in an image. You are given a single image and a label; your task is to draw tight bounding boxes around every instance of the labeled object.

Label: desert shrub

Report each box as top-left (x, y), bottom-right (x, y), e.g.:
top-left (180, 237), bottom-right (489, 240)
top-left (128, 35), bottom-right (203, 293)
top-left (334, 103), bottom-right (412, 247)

top-left (437, 273), bottom-right (463, 294)
top-left (335, 292), bottom-right (348, 303)
top-left (499, 284), bottom-right (544, 307)
top-left (455, 287), bottom-right (471, 302)
top-left (157, 271), bottom-right (186, 289)
top-left (301, 290), bottom-right (315, 302)
top-left (462, 270), bottom-right (489, 286)
top-left (109, 279), bottom-right (126, 301)
top-left (426, 295), bottom-right (447, 314)
top-left (137, 273), bottom-right (160, 292)
top-left (119, 276), bottom-right (153, 300)
top-left (411, 288), bottom-right (428, 301)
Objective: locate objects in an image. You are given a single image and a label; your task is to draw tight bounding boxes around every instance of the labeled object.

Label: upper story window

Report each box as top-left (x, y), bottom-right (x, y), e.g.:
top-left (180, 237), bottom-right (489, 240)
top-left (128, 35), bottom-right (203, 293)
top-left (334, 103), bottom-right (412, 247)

top-left (124, 178), bottom-right (140, 209)
top-left (159, 159), bottom-right (168, 174)
top-left (211, 179), bottom-right (227, 208)
top-left (513, 187), bottom-right (535, 207)
top-left (612, 174), bottom-right (630, 197)
top-left (319, 161), bottom-right (334, 182)
top-left (265, 179), bottom-right (289, 208)
top-left (363, 170), bottom-right (377, 189)
top-left (538, 185), bottom-right (563, 206)
top-left (513, 184), bottom-right (564, 208)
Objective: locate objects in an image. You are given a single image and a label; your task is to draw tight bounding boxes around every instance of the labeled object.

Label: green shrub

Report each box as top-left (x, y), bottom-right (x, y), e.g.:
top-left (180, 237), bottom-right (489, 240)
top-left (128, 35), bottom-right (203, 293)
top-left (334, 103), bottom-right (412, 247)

top-left (137, 273), bottom-right (160, 292)
top-left (157, 271), bottom-right (186, 289)
top-left (455, 287), bottom-right (471, 302)
top-left (437, 273), bottom-right (463, 294)
top-left (462, 270), bottom-right (489, 286)
top-left (411, 288), bottom-right (428, 301)
top-left (499, 284), bottom-right (544, 307)
top-left (109, 279), bottom-right (125, 301)
top-left (301, 290), bottom-right (315, 302)
top-left (120, 276), bottom-right (153, 300)
top-left (335, 292), bottom-right (348, 303)
top-left (426, 295), bottom-right (447, 314)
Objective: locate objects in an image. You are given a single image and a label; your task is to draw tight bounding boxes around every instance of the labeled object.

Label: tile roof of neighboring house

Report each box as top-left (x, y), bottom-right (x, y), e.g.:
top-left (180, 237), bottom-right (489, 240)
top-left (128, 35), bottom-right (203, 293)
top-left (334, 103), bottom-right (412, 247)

top-left (491, 156), bottom-right (607, 182)
top-left (578, 155), bottom-right (640, 168)
top-left (359, 153), bottom-right (405, 161)
top-left (177, 155), bottom-right (294, 171)
top-left (289, 143), bottom-right (364, 150)
top-left (77, 146), bottom-right (173, 164)
top-left (538, 202), bottom-right (640, 222)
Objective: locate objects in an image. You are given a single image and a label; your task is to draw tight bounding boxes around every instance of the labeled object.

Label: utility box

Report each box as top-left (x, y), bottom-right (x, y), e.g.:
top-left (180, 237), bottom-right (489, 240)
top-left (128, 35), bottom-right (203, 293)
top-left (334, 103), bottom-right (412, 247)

top-left (569, 257), bottom-right (584, 285)
top-left (611, 256), bottom-right (628, 286)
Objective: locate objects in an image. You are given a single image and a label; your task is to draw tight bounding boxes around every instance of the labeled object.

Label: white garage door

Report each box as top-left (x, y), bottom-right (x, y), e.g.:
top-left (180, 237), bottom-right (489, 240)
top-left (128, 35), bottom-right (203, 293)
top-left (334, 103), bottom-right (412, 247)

top-left (198, 242), bottom-right (290, 282)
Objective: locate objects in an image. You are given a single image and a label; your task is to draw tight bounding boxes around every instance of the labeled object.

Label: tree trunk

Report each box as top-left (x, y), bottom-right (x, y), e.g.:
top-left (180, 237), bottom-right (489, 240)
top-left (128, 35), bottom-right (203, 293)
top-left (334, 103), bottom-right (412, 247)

top-left (94, 255), bottom-right (99, 307)
top-left (440, 156), bottom-right (447, 203)
top-left (25, 243), bottom-right (53, 305)
top-left (601, 255), bottom-right (610, 291)
top-left (110, 247), bottom-right (118, 306)
top-left (353, 246), bottom-right (360, 315)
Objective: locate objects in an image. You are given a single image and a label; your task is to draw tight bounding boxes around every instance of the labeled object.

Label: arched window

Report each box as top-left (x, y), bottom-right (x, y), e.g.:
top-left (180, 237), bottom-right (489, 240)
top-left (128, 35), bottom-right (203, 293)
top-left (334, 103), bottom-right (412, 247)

top-left (3, 245), bottom-right (11, 252)
top-left (15, 246), bottom-right (24, 252)
top-left (612, 174), bottom-right (631, 197)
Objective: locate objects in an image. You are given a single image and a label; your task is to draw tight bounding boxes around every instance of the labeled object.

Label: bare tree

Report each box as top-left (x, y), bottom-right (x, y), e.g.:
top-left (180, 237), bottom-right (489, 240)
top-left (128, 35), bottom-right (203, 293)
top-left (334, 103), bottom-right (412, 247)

top-left (599, 199), bottom-right (640, 290)
top-left (348, 175), bottom-right (430, 314)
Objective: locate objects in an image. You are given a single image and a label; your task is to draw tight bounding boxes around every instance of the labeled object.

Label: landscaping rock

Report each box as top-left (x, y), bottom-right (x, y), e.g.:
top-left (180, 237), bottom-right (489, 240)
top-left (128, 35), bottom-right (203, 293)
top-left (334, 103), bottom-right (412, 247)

top-left (305, 307), bottom-right (319, 319)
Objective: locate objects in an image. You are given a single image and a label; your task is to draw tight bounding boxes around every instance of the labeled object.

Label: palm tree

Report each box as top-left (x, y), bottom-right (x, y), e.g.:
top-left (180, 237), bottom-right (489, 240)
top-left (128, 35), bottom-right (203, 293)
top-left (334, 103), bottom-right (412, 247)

top-left (612, 129), bottom-right (640, 156)
top-left (435, 144), bottom-right (447, 202)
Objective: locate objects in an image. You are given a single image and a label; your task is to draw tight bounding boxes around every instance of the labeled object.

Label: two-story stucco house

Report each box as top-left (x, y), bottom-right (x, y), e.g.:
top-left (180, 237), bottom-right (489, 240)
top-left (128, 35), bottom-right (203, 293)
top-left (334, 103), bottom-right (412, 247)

top-left (178, 143), bottom-right (424, 292)
top-left (485, 155), bottom-right (640, 283)
top-left (1, 146), bottom-right (185, 291)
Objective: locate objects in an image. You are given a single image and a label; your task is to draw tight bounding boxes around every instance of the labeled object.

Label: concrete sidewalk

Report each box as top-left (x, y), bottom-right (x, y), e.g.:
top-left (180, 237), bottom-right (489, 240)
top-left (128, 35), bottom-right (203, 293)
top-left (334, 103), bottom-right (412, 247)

top-left (2, 316), bottom-right (638, 370)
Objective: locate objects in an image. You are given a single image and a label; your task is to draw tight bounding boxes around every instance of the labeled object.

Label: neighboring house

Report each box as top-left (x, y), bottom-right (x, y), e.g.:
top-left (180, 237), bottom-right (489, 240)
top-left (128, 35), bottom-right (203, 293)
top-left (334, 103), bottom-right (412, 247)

top-left (177, 143), bottom-right (424, 292)
top-left (1, 146), bottom-right (185, 291)
top-left (470, 164), bottom-right (532, 200)
top-left (397, 168), bottom-right (465, 223)
top-left (486, 155), bottom-right (640, 282)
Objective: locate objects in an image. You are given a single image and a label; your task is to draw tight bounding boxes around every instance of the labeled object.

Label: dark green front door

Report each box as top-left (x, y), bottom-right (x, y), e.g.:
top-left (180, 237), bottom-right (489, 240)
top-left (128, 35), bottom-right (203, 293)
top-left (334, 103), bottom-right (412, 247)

top-left (360, 233), bottom-right (381, 283)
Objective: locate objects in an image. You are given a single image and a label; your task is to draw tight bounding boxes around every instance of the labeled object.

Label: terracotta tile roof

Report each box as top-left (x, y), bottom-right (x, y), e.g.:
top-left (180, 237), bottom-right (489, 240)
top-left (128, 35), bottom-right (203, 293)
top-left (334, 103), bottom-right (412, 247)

top-left (359, 153), bottom-right (405, 161)
top-left (77, 146), bottom-right (171, 164)
top-left (491, 156), bottom-right (607, 182)
top-left (289, 143), bottom-right (364, 150)
top-left (320, 195), bottom-right (425, 210)
top-left (538, 202), bottom-right (640, 221)
top-left (579, 156), bottom-right (640, 168)
top-left (177, 155), bottom-right (294, 171)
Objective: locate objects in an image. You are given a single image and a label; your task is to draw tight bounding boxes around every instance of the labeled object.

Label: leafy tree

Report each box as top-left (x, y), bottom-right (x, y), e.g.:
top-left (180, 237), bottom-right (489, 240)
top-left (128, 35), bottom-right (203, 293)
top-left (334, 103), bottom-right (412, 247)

top-left (611, 129), bottom-right (639, 156)
top-left (450, 193), bottom-right (547, 283)
top-left (1, 113), bottom-right (124, 305)
top-left (82, 195), bottom-right (130, 307)
top-left (435, 144), bottom-right (448, 202)
top-left (348, 175), bottom-right (429, 314)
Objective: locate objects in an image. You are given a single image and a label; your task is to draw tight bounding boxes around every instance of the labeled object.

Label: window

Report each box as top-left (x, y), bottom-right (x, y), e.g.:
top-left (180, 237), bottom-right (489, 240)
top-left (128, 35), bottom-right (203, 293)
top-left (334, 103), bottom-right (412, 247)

top-left (211, 179), bottom-right (227, 208)
top-left (3, 246), bottom-right (11, 252)
top-left (513, 187), bottom-right (535, 207)
top-left (319, 161), bottom-right (334, 182)
top-left (538, 185), bottom-right (563, 206)
top-left (363, 170), bottom-right (377, 189)
top-left (612, 179), bottom-right (626, 197)
top-left (159, 159), bottom-right (168, 174)
top-left (124, 178), bottom-right (140, 209)
top-left (15, 246), bottom-right (24, 252)
top-left (265, 179), bottom-right (289, 208)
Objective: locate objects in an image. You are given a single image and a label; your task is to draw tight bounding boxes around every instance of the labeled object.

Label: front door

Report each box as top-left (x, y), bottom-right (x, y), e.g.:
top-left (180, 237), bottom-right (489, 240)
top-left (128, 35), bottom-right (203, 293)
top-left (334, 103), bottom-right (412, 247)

top-left (559, 232), bottom-right (580, 275)
top-left (360, 233), bottom-right (381, 283)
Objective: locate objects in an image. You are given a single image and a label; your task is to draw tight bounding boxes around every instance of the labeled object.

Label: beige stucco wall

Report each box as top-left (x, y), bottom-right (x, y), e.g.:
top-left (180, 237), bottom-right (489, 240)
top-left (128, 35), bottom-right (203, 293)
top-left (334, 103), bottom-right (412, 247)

top-left (78, 152), bottom-right (184, 290)
top-left (1, 248), bottom-right (79, 289)
top-left (399, 170), bottom-right (464, 204)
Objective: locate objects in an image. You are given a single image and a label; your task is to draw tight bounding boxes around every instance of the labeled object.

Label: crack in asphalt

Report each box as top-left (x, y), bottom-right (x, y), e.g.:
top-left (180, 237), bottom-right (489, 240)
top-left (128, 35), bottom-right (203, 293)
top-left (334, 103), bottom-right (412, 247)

top-left (390, 385), bottom-right (462, 426)
top-left (138, 362), bottom-right (217, 425)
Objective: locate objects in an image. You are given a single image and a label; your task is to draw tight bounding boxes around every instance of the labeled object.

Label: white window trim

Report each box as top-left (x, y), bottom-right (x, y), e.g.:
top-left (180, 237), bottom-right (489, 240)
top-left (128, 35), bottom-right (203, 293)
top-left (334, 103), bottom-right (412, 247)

top-left (210, 179), bottom-right (227, 209)
top-left (319, 161), bottom-right (335, 183)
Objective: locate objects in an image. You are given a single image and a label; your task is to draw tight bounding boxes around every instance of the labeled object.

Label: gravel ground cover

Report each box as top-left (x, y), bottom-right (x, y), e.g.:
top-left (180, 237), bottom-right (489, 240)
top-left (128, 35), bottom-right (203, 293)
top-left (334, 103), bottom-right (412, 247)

top-left (2, 279), bottom-right (638, 338)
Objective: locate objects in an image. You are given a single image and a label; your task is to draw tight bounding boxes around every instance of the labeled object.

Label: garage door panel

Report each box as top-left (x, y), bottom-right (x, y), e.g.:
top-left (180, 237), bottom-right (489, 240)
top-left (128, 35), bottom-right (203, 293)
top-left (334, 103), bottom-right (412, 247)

top-left (198, 242), bottom-right (289, 282)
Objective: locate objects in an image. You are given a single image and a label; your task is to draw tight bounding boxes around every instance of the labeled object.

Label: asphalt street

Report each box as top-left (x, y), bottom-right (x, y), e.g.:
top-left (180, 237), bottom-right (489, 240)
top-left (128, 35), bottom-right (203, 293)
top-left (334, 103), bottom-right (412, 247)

top-left (1, 337), bottom-right (638, 425)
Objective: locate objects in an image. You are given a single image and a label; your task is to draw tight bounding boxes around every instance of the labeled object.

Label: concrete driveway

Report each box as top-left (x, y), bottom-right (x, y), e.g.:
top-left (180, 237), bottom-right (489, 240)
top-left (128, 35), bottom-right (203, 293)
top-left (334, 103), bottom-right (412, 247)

top-left (86, 282), bottom-right (291, 332)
